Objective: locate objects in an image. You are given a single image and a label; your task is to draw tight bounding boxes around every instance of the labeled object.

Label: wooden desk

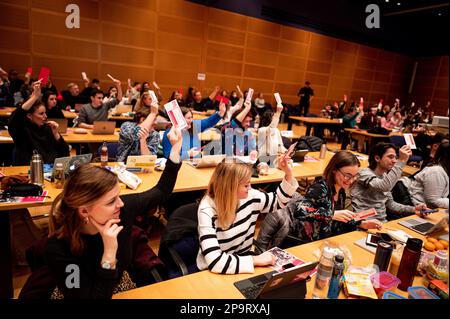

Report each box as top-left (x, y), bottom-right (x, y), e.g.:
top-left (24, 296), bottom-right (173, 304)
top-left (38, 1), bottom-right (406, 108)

top-left (345, 128), bottom-right (397, 153)
top-left (114, 212), bottom-right (447, 299)
top-left (290, 116), bottom-right (342, 136)
top-left (62, 110), bottom-right (77, 119)
top-left (0, 107), bottom-right (15, 118)
top-left (0, 128), bottom-right (119, 145)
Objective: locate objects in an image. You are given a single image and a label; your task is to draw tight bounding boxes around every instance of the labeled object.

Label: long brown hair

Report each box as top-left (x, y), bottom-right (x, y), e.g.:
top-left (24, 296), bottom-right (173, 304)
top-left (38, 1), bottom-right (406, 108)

top-left (205, 161), bottom-right (252, 229)
top-left (323, 151), bottom-right (360, 194)
top-left (48, 165), bottom-right (118, 256)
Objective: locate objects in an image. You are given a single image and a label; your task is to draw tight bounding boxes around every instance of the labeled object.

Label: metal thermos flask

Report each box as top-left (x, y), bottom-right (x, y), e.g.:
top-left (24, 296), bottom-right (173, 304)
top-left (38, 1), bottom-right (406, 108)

top-left (30, 150), bottom-right (44, 186)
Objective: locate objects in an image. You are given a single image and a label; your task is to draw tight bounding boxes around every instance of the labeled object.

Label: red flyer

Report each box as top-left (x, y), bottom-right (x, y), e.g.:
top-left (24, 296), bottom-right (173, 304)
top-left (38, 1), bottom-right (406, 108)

top-left (26, 67), bottom-right (33, 75)
top-left (38, 67), bottom-right (51, 85)
top-left (354, 208), bottom-right (377, 221)
top-left (215, 95), bottom-right (230, 105)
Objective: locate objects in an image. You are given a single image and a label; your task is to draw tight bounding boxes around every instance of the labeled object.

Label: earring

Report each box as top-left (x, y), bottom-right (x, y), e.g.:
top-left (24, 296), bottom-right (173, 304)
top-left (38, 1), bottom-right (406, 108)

top-left (84, 216), bottom-right (89, 224)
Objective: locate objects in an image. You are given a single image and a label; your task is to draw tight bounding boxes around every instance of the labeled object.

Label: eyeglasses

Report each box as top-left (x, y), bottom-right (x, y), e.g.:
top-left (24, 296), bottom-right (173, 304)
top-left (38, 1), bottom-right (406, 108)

top-left (338, 169), bottom-right (359, 181)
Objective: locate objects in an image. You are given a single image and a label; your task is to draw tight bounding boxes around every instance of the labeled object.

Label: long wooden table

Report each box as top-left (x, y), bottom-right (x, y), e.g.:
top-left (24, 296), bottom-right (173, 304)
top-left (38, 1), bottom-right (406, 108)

top-left (114, 212), bottom-right (447, 299)
top-left (0, 128), bottom-right (119, 145)
top-left (290, 116), bottom-right (342, 136)
top-left (345, 128), bottom-right (406, 153)
top-left (0, 107), bottom-right (15, 118)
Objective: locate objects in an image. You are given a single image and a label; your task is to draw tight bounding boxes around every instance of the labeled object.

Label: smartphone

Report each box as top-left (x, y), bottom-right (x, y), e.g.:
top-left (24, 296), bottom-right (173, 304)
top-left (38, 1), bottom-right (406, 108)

top-left (366, 233), bottom-right (394, 247)
top-left (420, 208), bottom-right (438, 215)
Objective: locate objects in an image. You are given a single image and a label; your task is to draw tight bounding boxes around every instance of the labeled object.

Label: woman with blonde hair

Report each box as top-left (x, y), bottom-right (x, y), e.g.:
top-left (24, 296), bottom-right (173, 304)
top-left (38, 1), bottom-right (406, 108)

top-left (40, 127), bottom-right (183, 298)
top-left (196, 147), bottom-right (299, 274)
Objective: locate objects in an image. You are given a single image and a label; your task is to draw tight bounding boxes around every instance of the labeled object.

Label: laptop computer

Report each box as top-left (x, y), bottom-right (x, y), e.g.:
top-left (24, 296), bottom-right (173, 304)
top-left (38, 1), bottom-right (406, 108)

top-left (93, 121), bottom-right (116, 134)
top-left (234, 261), bottom-right (319, 299)
top-left (52, 154), bottom-right (93, 178)
top-left (47, 118), bottom-right (68, 134)
top-left (398, 216), bottom-right (449, 239)
top-left (186, 154), bottom-right (225, 168)
top-left (292, 149), bottom-right (309, 162)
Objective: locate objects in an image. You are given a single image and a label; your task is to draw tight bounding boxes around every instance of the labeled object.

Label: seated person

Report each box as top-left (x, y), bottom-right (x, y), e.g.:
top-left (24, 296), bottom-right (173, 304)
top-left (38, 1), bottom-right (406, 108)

top-left (221, 100), bottom-right (257, 156)
top-left (134, 91), bottom-right (154, 115)
top-left (61, 83), bottom-right (89, 110)
top-left (43, 91), bottom-right (65, 119)
top-left (116, 104), bottom-right (160, 162)
top-left (42, 127), bottom-right (183, 298)
top-left (341, 106), bottom-right (359, 150)
top-left (77, 80), bottom-right (122, 129)
top-left (257, 103), bottom-right (286, 166)
top-left (188, 86), bottom-right (220, 112)
top-left (320, 104), bottom-right (336, 119)
top-left (380, 111), bottom-right (403, 131)
top-left (359, 106), bottom-right (380, 130)
top-left (197, 151), bottom-right (299, 274)
top-left (351, 142), bottom-right (428, 222)
top-left (161, 103), bottom-right (226, 160)
top-left (397, 141), bottom-right (449, 209)
top-left (255, 151), bottom-right (382, 252)
top-left (8, 80), bottom-right (70, 165)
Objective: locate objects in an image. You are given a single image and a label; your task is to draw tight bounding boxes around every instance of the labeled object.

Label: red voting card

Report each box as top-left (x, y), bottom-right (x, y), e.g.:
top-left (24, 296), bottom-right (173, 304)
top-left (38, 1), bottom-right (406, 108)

top-left (164, 99), bottom-right (187, 130)
top-left (26, 67), bottom-right (33, 76)
top-left (343, 94), bottom-right (347, 102)
top-left (354, 208), bottom-right (377, 221)
top-left (215, 95), bottom-right (230, 105)
top-left (38, 67), bottom-right (51, 85)
top-left (178, 87), bottom-right (183, 95)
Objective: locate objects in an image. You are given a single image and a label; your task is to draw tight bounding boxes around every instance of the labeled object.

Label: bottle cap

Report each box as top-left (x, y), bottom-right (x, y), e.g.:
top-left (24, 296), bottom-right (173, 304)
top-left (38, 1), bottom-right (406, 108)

top-left (334, 255), bottom-right (344, 263)
top-left (322, 247), bottom-right (334, 259)
top-left (405, 238), bottom-right (423, 252)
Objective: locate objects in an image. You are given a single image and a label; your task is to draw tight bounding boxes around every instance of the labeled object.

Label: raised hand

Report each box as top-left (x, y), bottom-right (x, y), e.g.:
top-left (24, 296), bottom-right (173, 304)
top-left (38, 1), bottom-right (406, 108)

top-left (90, 217), bottom-right (123, 259)
top-left (276, 103), bottom-right (283, 113)
top-left (398, 145), bottom-right (412, 163)
top-left (137, 126), bottom-right (150, 141)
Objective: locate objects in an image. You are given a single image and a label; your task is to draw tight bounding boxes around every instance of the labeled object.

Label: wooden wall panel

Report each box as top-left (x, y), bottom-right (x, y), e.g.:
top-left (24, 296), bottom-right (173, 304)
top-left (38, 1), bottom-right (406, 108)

top-left (0, 3), bottom-right (29, 29)
top-left (103, 24), bottom-right (155, 49)
top-left (32, 12), bottom-right (100, 40)
top-left (207, 43), bottom-right (244, 62)
top-left (2, 0), bottom-right (441, 115)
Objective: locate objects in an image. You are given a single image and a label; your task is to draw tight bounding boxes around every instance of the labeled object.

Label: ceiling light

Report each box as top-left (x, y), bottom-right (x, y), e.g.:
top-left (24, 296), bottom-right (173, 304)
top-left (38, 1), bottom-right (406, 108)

top-left (397, 2), bottom-right (401, 5)
top-left (438, 13), bottom-right (442, 16)
top-left (385, 0), bottom-right (389, 2)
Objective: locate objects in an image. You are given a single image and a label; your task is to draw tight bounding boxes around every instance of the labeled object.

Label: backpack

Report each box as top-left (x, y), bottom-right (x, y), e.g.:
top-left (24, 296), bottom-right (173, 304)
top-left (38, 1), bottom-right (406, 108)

top-left (296, 136), bottom-right (323, 151)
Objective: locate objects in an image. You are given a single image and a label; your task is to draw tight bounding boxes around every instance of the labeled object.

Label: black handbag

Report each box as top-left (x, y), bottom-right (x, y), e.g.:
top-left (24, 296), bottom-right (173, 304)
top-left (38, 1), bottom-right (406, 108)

top-left (3, 183), bottom-right (43, 197)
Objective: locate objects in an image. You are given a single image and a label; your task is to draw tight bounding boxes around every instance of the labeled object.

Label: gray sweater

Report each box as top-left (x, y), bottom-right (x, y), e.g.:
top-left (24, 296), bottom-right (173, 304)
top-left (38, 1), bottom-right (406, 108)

top-left (351, 161), bottom-right (415, 222)
top-left (405, 165), bottom-right (449, 209)
top-left (77, 98), bottom-right (118, 126)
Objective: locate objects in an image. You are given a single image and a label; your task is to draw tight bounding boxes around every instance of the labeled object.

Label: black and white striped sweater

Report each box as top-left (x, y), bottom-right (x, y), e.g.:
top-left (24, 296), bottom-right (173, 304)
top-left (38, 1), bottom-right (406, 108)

top-left (196, 177), bottom-right (298, 274)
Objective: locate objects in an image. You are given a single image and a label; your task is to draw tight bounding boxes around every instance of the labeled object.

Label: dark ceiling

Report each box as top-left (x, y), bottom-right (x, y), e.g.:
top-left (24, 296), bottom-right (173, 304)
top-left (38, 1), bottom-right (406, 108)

top-left (189, 0), bottom-right (449, 57)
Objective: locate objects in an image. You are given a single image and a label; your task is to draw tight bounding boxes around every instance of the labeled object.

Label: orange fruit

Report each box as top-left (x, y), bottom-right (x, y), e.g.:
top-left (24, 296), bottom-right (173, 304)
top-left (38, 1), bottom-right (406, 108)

top-left (438, 240), bottom-right (448, 249)
top-left (424, 242), bottom-right (436, 251)
top-left (434, 242), bottom-right (445, 251)
top-left (427, 237), bottom-right (438, 243)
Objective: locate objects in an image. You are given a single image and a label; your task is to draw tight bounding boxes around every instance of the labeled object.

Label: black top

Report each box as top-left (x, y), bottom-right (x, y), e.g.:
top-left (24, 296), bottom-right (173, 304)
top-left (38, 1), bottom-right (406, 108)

top-left (190, 98), bottom-right (213, 112)
top-left (46, 106), bottom-right (65, 119)
top-left (298, 86), bottom-right (314, 105)
top-left (8, 107), bottom-right (70, 165)
top-left (45, 158), bottom-right (181, 299)
top-left (61, 90), bottom-right (90, 109)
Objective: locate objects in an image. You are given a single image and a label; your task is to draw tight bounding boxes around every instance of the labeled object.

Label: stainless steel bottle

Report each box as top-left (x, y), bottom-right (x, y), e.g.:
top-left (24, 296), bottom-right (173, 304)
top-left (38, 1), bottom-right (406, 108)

top-left (30, 150), bottom-right (44, 186)
top-left (319, 143), bottom-right (327, 159)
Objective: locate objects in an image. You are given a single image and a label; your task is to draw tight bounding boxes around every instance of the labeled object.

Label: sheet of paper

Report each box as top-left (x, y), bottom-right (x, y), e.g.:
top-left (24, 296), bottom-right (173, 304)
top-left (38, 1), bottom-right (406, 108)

top-left (148, 90), bottom-right (158, 103)
top-left (354, 208), bottom-right (377, 221)
top-left (404, 133), bottom-right (417, 149)
top-left (81, 72), bottom-right (87, 80)
top-left (164, 99), bottom-right (187, 130)
top-left (274, 92), bottom-right (282, 104)
top-left (245, 88), bottom-right (254, 103)
top-left (107, 74), bottom-right (116, 81)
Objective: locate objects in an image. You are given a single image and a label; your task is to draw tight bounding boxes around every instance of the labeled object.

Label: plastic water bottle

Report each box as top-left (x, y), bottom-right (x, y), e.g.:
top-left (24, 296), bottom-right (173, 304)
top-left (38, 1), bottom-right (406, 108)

top-left (327, 255), bottom-right (345, 299)
top-left (101, 142), bottom-right (108, 167)
top-left (312, 246), bottom-right (334, 299)
top-left (319, 142), bottom-right (327, 159)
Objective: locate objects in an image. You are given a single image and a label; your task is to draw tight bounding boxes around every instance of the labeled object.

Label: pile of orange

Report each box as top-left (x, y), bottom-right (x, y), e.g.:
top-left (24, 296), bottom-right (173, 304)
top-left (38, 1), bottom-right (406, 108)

top-left (424, 237), bottom-right (449, 252)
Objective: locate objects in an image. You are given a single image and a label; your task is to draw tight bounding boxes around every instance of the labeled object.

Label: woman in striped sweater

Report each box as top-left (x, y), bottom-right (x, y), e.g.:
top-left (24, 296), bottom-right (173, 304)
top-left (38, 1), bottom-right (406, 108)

top-left (196, 150), bottom-right (299, 274)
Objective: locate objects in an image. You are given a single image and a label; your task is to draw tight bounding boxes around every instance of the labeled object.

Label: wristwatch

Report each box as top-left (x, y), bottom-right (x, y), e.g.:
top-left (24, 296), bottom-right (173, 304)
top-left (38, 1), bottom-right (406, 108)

top-left (101, 259), bottom-right (116, 270)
